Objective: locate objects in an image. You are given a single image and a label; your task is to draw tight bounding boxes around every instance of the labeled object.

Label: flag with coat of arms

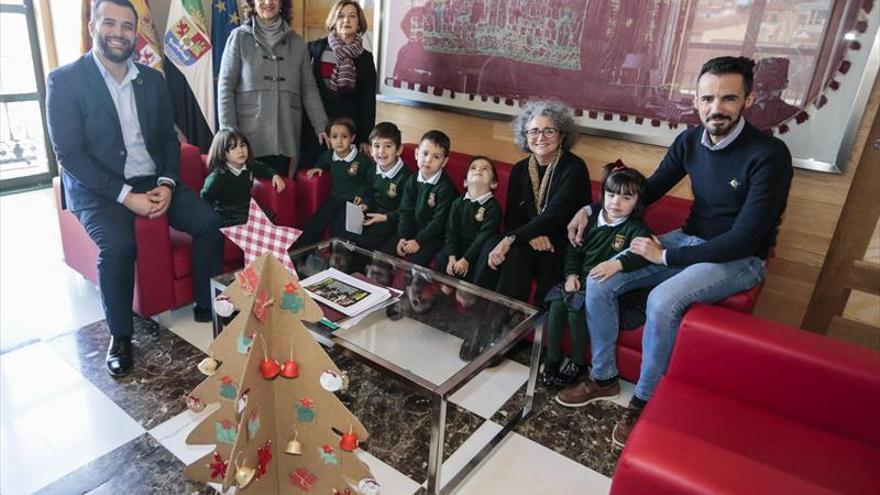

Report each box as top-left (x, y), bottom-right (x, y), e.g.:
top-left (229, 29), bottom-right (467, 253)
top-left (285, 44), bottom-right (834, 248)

top-left (164, 0), bottom-right (215, 151)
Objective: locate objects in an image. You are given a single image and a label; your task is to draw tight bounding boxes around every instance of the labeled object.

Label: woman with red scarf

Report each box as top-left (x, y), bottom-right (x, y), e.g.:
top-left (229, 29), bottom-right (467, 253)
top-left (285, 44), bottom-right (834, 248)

top-left (301, 0), bottom-right (377, 168)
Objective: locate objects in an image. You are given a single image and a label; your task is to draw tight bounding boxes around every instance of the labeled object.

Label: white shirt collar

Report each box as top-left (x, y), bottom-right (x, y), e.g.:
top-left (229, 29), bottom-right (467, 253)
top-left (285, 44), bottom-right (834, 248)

top-left (93, 51), bottom-right (139, 87)
top-left (598, 209), bottom-right (628, 227)
top-left (464, 190), bottom-right (493, 205)
top-left (333, 145), bottom-right (357, 162)
top-left (375, 157), bottom-right (404, 179)
top-left (228, 164), bottom-right (248, 176)
top-left (417, 169), bottom-right (443, 185)
top-left (700, 117), bottom-right (745, 151)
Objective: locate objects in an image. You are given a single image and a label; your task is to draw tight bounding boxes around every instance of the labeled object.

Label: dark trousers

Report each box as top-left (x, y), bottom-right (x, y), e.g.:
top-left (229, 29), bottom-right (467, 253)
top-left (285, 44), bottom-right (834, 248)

top-left (258, 154), bottom-right (293, 177)
top-left (75, 180), bottom-right (223, 337)
top-left (296, 197), bottom-right (347, 247)
top-left (547, 302), bottom-right (588, 365)
top-left (473, 235), bottom-right (564, 306)
top-left (351, 217), bottom-right (398, 252)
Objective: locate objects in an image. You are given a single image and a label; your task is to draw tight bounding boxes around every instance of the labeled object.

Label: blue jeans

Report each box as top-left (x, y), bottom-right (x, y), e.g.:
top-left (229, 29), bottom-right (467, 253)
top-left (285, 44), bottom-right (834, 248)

top-left (585, 230), bottom-right (766, 400)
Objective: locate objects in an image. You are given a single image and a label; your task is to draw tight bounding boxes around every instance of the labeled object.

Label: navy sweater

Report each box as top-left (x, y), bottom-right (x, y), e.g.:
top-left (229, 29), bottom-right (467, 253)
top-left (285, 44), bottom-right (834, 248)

top-left (646, 122), bottom-right (793, 266)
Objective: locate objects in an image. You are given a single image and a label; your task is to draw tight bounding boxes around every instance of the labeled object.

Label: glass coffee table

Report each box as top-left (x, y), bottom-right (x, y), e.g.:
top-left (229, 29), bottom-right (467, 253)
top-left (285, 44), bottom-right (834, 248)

top-left (211, 239), bottom-right (544, 494)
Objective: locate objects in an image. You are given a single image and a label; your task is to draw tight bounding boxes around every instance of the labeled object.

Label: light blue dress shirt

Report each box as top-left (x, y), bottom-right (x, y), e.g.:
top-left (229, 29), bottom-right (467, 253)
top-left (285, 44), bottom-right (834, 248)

top-left (93, 53), bottom-right (174, 203)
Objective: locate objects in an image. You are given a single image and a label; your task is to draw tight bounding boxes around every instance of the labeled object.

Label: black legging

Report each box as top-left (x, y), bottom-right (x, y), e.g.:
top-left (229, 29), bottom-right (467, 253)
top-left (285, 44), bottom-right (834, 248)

top-left (472, 235), bottom-right (564, 307)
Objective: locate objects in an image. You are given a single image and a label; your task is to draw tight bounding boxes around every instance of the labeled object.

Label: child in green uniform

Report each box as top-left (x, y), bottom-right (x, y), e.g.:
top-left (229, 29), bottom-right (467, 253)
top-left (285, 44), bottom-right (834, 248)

top-left (356, 122), bottom-right (412, 252)
top-left (395, 130), bottom-right (457, 267)
top-left (437, 156), bottom-right (503, 285)
top-left (296, 117), bottom-right (373, 247)
top-left (201, 128), bottom-right (286, 227)
top-left (542, 163), bottom-right (651, 389)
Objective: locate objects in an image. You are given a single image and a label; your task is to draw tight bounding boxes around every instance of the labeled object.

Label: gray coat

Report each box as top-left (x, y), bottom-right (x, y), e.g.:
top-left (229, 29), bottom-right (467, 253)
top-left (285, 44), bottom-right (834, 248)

top-left (217, 19), bottom-right (327, 161)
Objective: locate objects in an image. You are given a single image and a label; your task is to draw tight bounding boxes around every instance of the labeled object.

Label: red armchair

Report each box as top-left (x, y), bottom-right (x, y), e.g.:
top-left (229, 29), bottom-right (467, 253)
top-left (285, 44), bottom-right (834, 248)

top-left (53, 143), bottom-right (296, 318)
top-left (612, 304), bottom-right (880, 494)
top-left (293, 144), bottom-right (763, 382)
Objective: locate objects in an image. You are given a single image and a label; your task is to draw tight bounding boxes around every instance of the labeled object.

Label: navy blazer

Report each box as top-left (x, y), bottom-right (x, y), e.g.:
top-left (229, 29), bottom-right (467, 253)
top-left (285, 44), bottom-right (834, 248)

top-left (46, 52), bottom-right (180, 212)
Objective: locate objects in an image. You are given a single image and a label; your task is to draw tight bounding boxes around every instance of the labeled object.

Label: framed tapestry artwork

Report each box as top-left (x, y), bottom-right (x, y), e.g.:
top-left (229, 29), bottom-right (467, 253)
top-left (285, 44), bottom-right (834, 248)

top-left (375, 0), bottom-right (880, 173)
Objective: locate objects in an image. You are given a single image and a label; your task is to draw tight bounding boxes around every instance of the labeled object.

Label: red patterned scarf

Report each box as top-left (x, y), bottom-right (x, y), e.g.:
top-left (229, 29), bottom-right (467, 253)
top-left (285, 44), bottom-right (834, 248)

top-left (327, 32), bottom-right (364, 93)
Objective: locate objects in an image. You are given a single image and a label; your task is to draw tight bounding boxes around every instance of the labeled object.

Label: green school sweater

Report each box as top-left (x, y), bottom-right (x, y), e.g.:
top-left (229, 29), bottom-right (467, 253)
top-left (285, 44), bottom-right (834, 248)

top-left (200, 160), bottom-right (277, 210)
top-left (444, 195), bottom-right (503, 264)
top-left (564, 213), bottom-right (652, 276)
top-left (315, 148), bottom-right (373, 202)
top-left (397, 172), bottom-right (457, 245)
top-left (364, 162), bottom-right (413, 224)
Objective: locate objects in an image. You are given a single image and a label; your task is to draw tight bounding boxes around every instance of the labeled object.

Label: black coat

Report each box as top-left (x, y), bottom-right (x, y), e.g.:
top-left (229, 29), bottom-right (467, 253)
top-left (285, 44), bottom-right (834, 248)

top-left (300, 37), bottom-right (377, 167)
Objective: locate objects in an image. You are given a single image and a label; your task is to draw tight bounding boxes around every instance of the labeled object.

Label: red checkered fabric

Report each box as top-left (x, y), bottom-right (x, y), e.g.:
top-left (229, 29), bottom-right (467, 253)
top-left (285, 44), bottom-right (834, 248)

top-left (221, 199), bottom-right (301, 277)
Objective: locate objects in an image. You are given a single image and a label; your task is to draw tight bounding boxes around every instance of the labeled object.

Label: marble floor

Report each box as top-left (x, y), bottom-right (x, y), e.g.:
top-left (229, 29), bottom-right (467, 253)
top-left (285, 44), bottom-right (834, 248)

top-left (0, 188), bottom-right (631, 494)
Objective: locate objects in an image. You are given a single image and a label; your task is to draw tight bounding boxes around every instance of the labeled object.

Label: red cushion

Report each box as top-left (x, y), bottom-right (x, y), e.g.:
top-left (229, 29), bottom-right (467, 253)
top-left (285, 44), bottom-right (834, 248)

top-left (179, 144), bottom-right (207, 192)
top-left (612, 379), bottom-right (880, 495)
top-left (170, 230), bottom-right (242, 280)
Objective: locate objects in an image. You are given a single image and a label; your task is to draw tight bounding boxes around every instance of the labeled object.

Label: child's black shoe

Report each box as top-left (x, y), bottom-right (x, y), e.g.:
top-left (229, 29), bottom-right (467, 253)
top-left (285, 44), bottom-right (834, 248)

top-left (553, 361), bottom-right (589, 387)
top-left (539, 361), bottom-right (560, 387)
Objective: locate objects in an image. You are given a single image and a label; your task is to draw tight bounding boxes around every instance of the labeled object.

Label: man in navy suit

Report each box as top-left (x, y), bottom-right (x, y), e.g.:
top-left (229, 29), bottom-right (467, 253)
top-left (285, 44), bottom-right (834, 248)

top-left (46, 0), bottom-right (223, 377)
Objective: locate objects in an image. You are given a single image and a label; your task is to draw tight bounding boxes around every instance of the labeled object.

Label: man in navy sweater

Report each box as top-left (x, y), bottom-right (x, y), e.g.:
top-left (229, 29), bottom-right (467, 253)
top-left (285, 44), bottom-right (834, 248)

top-left (563, 57), bottom-right (793, 446)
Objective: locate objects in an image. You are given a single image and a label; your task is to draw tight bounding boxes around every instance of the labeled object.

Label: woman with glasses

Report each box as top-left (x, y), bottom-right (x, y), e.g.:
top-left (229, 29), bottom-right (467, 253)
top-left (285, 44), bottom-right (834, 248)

top-left (461, 100), bottom-right (590, 359)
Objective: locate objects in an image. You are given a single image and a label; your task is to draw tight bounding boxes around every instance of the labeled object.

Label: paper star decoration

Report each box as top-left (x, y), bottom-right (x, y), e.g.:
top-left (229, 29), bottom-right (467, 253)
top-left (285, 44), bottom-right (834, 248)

top-left (221, 199), bottom-right (301, 277)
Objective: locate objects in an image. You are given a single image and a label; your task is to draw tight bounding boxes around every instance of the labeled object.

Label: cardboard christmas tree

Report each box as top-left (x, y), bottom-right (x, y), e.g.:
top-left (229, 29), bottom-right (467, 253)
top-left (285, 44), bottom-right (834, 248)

top-left (183, 253), bottom-right (378, 494)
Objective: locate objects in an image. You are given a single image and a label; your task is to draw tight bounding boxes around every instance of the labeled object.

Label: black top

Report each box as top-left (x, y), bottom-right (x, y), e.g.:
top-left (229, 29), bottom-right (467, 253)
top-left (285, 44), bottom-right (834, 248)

top-left (645, 122), bottom-right (793, 265)
top-left (307, 37), bottom-right (377, 147)
top-left (506, 149), bottom-right (591, 248)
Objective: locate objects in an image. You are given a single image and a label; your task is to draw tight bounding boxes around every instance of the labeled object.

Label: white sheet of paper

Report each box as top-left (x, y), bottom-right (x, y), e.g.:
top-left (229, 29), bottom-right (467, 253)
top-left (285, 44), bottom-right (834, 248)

top-left (345, 201), bottom-right (364, 235)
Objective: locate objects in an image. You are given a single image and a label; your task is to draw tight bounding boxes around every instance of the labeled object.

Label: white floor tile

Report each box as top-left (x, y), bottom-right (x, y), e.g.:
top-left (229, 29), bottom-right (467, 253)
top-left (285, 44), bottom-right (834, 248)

top-left (148, 403), bottom-right (219, 465)
top-left (0, 189), bottom-right (104, 344)
top-left (0, 342), bottom-right (145, 495)
top-left (433, 420), bottom-right (504, 489)
top-left (162, 304), bottom-right (214, 354)
top-left (449, 432), bottom-right (612, 495)
top-left (355, 449), bottom-right (421, 495)
top-left (450, 359), bottom-right (530, 419)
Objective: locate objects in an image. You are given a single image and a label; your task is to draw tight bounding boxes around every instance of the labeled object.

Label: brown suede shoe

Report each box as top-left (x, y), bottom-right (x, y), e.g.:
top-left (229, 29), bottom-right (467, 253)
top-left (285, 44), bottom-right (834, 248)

top-left (612, 403), bottom-right (644, 448)
top-left (555, 378), bottom-right (620, 408)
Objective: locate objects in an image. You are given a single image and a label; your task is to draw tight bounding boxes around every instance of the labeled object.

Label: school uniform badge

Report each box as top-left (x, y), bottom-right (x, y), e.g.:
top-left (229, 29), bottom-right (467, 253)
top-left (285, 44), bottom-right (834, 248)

top-left (612, 234), bottom-right (626, 251)
top-left (348, 161), bottom-right (359, 176)
top-left (427, 192), bottom-right (436, 208)
top-left (387, 182), bottom-right (398, 198)
top-left (729, 178), bottom-right (739, 189)
top-left (475, 206), bottom-right (485, 222)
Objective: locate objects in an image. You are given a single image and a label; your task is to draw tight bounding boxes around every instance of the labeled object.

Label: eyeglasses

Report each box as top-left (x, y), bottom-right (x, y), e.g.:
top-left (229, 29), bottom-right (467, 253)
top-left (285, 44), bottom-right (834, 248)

top-left (525, 127), bottom-right (559, 139)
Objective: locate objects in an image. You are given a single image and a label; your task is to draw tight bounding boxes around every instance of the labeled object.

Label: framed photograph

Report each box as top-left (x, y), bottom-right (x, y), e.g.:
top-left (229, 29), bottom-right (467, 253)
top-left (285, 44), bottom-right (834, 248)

top-left (375, 0), bottom-right (879, 173)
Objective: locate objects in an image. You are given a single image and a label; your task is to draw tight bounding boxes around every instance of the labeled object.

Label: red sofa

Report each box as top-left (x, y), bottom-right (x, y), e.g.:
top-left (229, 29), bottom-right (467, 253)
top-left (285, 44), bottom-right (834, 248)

top-left (53, 143), bottom-right (296, 318)
top-left (612, 304), bottom-right (880, 494)
top-left (295, 144), bottom-right (762, 381)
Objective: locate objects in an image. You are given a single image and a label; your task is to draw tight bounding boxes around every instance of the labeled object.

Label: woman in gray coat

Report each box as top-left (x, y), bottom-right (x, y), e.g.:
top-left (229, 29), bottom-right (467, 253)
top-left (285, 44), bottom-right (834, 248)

top-left (218, 0), bottom-right (328, 177)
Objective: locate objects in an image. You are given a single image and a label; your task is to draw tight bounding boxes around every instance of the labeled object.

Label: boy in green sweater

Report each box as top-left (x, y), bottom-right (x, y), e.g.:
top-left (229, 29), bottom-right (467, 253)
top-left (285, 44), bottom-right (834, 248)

top-left (296, 117), bottom-right (373, 247)
top-left (544, 163), bottom-right (652, 392)
top-left (354, 122), bottom-right (412, 253)
top-left (395, 130), bottom-right (457, 267)
top-left (438, 156), bottom-right (503, 285)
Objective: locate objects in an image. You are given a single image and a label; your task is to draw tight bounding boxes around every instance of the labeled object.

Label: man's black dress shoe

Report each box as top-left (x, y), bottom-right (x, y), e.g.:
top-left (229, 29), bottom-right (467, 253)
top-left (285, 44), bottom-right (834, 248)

top-left (193, 305), bottom-right (213, 323)
top-left (106, 336), bottom-right (134, 377)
